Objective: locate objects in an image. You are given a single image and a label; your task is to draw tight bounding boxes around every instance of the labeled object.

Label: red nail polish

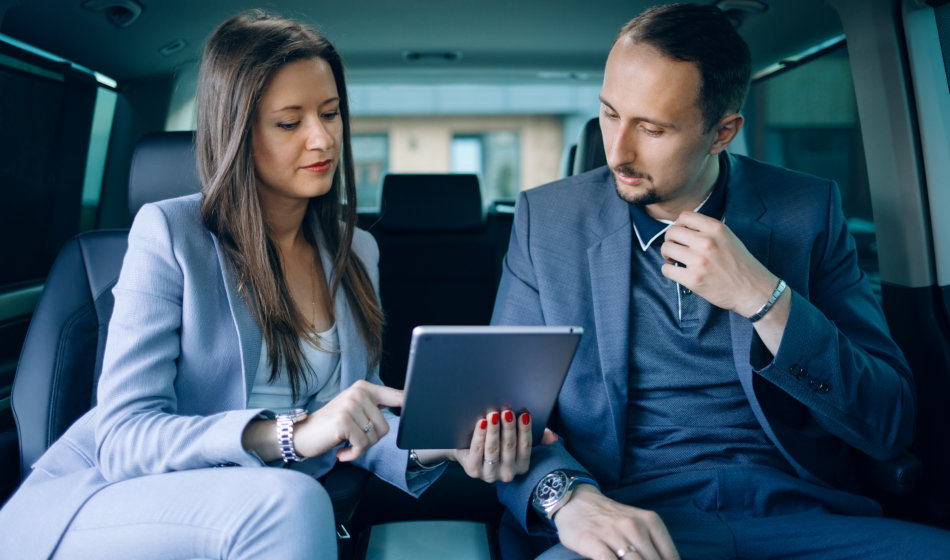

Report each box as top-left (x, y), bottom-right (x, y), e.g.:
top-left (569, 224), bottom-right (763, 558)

top-left (522, 412), bottom-right (531, 425)
top-left (491, 413), bottom-right (499, 425)
top-left (504, 411), bottom-right (514, 423)
top-left (479, 419), bottom-right (487, 430)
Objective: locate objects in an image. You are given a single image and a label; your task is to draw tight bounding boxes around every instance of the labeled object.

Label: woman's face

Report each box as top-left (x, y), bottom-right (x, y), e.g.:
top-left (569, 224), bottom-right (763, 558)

top-left (252, 57), bottom-right (342, 209)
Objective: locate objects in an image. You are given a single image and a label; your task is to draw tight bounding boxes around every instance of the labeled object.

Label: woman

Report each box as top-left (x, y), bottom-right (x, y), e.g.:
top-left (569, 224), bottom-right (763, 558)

top-left (0, 11), bottom-right (540, 559)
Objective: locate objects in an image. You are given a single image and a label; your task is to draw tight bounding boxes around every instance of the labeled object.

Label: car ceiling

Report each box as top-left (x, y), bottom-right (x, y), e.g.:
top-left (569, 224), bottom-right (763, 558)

top-left (0, 0), bottom-right (843, 85)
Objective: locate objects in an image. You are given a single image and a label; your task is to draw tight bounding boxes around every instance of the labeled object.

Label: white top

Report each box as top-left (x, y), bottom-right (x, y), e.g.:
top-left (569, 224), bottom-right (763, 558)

top-left (247, 323), bottom-right (342, 412)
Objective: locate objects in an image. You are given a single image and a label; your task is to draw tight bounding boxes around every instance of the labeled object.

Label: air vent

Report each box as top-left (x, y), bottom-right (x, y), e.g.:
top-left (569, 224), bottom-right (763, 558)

top-left (402, 50), bottom-right (462, 64)
top-left (81, 0), bottom-right (143, 29)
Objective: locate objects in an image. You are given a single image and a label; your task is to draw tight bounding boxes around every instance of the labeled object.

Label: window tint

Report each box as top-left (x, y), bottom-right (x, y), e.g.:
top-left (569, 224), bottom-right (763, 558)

top-left (0, 39), bottom-right (115, 288)
top-left (0, 61), bottom-right (68, 287)
top-left (744, 45), bottom-right (879, 296)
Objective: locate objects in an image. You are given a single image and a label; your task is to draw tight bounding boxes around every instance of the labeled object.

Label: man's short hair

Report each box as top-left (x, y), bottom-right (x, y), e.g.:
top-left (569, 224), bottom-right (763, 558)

top-left (614, 2), bottom-right (752, 132)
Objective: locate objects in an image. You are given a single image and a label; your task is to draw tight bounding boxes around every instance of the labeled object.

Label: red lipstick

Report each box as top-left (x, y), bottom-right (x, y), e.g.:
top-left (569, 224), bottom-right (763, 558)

top-left (302, 159), bottom-right (332, 173)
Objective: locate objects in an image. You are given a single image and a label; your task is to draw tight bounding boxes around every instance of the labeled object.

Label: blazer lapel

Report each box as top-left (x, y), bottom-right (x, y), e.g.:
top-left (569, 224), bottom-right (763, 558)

top-left (587, 178), bottom-right (633, 471)
top-left (722, 154), bottom-right (794, 457)
top-left (314, 225), bottom-right (367, 389)
top-left (723, 154), bottom-right (770, 382)
top-left (210, 233), bottom-right (263, 397)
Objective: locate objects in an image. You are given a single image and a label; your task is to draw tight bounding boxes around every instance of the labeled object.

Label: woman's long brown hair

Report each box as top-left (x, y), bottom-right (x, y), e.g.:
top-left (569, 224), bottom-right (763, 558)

top-left (196, 10), bottom-right (383, 401)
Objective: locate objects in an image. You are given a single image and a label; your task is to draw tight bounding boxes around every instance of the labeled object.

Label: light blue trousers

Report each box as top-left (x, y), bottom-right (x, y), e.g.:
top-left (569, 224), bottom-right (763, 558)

top-left (52, 467), bottom-right (336, 560)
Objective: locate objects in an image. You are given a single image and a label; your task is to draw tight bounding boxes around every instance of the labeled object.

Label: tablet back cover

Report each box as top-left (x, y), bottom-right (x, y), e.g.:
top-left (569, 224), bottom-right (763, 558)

top-left (396, 325), bottom-right (582, 449)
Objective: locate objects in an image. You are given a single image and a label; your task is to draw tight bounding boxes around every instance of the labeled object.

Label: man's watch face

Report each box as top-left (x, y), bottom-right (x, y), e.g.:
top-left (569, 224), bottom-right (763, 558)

top-left (537, 471), bottom-right (568, 506)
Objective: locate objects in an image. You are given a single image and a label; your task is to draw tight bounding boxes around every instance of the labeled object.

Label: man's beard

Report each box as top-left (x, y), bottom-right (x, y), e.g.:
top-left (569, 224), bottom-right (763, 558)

top-left (611, 165), bottom-right (660, 206)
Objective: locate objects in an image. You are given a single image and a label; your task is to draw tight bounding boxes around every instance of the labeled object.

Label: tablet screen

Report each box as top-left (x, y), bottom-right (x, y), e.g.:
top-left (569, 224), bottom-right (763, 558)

top-left (396, 325), bottom-right (582, 449)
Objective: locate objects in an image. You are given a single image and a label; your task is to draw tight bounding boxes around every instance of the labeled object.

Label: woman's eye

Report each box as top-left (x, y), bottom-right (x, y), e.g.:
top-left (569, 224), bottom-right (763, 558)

top-left (277, 121), bottom-right (300, 130)
top-left (322, 110), bottom-right (340, 120)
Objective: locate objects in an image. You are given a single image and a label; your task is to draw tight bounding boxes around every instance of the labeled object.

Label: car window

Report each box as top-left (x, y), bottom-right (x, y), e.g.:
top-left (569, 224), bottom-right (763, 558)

top-left (743, 42), bottom-right (880, 297)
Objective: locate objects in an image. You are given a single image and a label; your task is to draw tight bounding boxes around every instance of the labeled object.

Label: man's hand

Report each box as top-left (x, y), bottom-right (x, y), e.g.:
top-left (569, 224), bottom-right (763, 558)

top-left (660, 211), bottom-right (776, 317)
top-left (553, 485), bottom-right (680, 560)
top-left (660, 211), bottom-right (790, 354)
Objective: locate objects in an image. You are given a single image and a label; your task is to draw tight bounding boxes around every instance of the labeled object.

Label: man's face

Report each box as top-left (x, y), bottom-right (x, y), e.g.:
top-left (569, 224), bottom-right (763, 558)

top-left (599, 40), bottom-right (726, 219)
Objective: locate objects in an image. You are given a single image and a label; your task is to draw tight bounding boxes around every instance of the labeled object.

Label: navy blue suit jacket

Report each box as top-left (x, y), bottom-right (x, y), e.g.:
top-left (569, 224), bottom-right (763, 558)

top-left (491, 154), bottom-right (913, 533)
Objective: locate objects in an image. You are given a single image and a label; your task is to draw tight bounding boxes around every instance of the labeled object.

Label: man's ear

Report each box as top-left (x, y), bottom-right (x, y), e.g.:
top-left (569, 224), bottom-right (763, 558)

top-left (709, 113), bottom-right (744, 155)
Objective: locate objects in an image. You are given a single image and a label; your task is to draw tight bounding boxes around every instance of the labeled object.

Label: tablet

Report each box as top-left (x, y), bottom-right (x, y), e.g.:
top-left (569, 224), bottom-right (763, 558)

top-left (396, 325), bottom-right (583, 449)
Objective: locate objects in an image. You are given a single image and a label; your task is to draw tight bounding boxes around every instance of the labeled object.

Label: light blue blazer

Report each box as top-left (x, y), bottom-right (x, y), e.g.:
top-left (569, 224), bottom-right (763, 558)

top-left (491, 154), bottom-right (914, 534)
top-left (0, 194), bottom-right (434, 559)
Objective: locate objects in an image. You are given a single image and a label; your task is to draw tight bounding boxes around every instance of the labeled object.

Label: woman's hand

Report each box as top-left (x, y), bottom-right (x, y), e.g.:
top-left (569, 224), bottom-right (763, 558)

top-left (454, 410), bottom-right (557, 483)
top-left (293, 380), bottom-right (403, 462)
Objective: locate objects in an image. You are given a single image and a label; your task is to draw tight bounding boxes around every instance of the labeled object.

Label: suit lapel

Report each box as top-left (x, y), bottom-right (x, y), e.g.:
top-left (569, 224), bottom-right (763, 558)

top-left (587, 177), bottom-right (633, 470)
top-left (722, 155), bottom-right (790, 453)
top-left (314, 225), bottom-right (366, 390)
top-left (210, 233), bottom-right (263, 398)
top-left (209, 215), bottom-right (364, 404)
top-left (723, 154), bottom-right (770, 381)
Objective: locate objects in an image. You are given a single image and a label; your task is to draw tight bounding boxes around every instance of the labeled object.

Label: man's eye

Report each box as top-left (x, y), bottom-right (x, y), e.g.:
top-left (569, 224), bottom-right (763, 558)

top-left (643, 127), bottom-right (663, 137)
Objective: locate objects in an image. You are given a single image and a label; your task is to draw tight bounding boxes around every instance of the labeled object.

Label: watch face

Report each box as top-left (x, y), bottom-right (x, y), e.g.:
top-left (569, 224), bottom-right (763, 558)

top-left (536, 471), bottom-right (569, 508)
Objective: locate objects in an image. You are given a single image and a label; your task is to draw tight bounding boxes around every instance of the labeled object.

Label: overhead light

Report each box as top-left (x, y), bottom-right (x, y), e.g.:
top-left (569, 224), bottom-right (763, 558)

top-left (94, 72), bottom-right (117, 88)
top-left (159, 39), bottom-right (186, 57)
top-left (713, 0), bottom-right (769, 28)
top-left (81, 0), bottom-right (143, 29)
top-left (402, 50), bottom-right (462, 64)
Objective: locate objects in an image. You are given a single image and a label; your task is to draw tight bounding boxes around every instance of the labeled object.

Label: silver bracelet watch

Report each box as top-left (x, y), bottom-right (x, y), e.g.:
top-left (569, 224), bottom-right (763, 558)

top-left (275, 408), bottom-right (308, 463)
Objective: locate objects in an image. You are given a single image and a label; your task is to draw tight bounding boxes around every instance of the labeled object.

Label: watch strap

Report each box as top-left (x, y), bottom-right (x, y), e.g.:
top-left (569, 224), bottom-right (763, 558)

top-left (532, 469), bottom-right (597, 524)
top-left (408, 449), bottom-right (447, 472)
top-left (276, 408), bottom-right (307, 463)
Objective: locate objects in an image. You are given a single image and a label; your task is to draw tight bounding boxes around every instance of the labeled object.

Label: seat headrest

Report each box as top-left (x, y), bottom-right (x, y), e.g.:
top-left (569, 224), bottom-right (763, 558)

top-left (128, 131), bottom-right (201, 218)
top-left (378, 174), bottom-right (484, 231)
top-left (572, 117), bottom-right (607, 175)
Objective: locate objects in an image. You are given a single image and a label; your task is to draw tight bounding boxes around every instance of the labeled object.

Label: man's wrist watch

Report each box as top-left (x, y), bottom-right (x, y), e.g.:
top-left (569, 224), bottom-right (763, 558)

top-left (531, 469), bottom-right (597, 522)
top-left (275, 408), bottom-right (308, 463)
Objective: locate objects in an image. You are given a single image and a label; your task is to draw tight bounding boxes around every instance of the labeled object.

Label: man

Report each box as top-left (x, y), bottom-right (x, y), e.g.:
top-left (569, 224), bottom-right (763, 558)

top-left (490, 3), bottom-right (950, 559)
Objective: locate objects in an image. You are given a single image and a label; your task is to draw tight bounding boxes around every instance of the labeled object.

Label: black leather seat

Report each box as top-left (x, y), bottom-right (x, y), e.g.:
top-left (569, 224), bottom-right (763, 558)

top-left (11, 130), bottom-right (367, 529)
top-left (366, 173), bottom-right (512, 390)
top-left (572, 117), bottom-right (607, 175)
